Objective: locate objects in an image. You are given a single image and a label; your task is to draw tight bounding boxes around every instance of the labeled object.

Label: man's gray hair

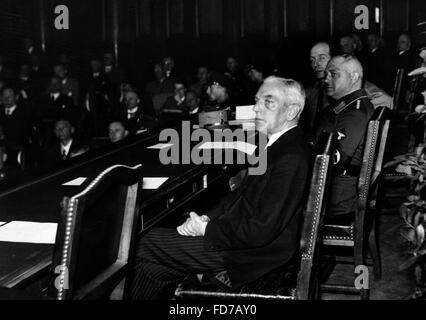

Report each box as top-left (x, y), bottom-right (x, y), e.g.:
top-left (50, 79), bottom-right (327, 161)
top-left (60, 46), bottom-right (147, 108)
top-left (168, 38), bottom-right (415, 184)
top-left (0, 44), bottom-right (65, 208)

top-left (334, 54), bottom-right (364, 79)
top-left (263, 76), bottom-right (306, 112)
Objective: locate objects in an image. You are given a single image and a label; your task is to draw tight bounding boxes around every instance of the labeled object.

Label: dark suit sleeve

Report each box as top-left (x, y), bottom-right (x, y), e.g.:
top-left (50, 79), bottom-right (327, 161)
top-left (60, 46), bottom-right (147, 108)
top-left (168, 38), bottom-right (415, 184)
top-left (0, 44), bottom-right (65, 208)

top-left (204, 153), bottom-right (308, 250)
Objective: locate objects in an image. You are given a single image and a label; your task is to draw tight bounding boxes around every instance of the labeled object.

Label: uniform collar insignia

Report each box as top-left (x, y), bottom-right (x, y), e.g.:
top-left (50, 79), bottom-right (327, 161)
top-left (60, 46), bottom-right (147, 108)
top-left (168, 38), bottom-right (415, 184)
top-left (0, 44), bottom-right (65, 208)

top-left (333, 89), bottom-right (367, 114)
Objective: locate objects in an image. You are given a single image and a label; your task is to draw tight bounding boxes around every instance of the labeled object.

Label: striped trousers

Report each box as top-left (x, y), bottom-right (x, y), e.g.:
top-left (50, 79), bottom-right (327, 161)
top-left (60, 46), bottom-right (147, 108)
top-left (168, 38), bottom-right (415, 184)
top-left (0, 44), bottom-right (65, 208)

top-left (128, 228), bottom-right (226, 300)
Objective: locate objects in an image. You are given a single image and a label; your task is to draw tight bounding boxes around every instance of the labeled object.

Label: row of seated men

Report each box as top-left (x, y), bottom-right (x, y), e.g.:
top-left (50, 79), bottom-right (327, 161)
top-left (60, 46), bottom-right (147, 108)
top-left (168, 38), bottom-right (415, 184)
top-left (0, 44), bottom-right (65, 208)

top-left (2, 30), bottom-right (424, 180)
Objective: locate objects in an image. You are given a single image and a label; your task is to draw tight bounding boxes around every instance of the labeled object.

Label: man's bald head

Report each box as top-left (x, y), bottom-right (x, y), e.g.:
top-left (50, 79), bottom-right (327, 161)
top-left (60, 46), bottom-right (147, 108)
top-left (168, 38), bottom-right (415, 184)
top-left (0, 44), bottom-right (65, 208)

top-left (324, 55), bottom-right (364, 100)
top-left (310, 42), bottom-right (331, 79)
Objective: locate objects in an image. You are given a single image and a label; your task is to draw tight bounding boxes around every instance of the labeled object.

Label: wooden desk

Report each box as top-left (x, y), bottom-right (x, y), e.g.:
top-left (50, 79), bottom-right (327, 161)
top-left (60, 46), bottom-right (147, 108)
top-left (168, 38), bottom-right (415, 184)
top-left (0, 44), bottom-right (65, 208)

top-left (0, 127), bottom-right (239, 291)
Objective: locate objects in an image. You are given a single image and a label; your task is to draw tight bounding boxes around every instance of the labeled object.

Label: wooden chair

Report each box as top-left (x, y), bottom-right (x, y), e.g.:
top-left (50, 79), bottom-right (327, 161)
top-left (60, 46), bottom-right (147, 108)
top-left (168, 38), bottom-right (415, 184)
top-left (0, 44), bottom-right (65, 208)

top-left (174, 133), bottom-right (336, 300)
top-left (321, 107), bottom-right (391, 300)
top-left (48, 164), bottom-right (143, 300)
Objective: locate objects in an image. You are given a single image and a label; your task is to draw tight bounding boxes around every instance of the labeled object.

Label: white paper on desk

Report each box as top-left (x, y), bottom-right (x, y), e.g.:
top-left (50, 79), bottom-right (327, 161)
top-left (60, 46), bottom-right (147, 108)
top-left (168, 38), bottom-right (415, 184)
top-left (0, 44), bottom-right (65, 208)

top-left (0, 222), bottom-right (6, 227)
top-left (198, 141), bottom-right (257, 155)
top-left (0, 221), bottom-right (57, 244)
top-left (137, 129), bottom-right (148, 135)
top-left (143, 177), bottom-right (169, 190)
top-left (62, 177), bottom-right (87, 186)
top-left (236, 105), bottom-right (256, 120)
top-left (147, 143), bottom-right (174, 150)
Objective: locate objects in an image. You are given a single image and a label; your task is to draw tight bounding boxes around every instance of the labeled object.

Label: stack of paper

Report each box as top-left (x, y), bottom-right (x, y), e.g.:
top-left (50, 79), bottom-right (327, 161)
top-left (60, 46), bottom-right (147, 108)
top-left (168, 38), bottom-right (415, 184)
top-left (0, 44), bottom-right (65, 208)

top-left (143, 177), bottom-right (169, 190)
top-left (0, 221), bottom-right (58, 244)
top-left (235, 105), bottom-right (256, 120)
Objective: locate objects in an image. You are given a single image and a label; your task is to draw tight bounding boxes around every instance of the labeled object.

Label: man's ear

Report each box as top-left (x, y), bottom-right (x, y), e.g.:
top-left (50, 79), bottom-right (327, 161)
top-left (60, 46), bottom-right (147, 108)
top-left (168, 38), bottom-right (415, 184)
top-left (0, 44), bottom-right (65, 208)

top-left (286, 104), bottom-right (301, 120)
top-left (124, 130), bottom-right (129, 138)
top-left (71, 127), bottom-right (75, 135)
top-left (350, 72), bottom-right (360, 84)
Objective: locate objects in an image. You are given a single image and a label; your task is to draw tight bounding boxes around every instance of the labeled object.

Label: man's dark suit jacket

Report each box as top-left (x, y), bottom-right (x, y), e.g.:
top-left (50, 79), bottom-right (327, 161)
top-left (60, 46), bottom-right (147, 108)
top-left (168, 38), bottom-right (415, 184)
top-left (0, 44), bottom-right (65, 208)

top-left (0, 104), bottom-right (32, 166)
top-left (203, 127), bottom-right (311, 288)
top-left (36, 93), bottom-right (78, 123)
top-left (61, 77), bottom-right (80, 106)
top-left (42, 140), bottom-right (86, 173)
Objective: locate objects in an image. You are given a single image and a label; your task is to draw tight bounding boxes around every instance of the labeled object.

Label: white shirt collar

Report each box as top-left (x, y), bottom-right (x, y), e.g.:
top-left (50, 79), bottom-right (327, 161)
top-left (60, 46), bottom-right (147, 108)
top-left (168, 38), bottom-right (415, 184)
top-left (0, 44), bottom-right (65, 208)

top-left (51, 92), bottom-right (60, 100)
top-left (93, 72), bottom-right (100, 77)
top-left (28, 47), bottom-right (34, 54)
top-left (105, 65), bottom-right (113, 73)
top-left (61, 139), bottom-right (73, 156)
top-left (399, 49), bottom-right (408, 55)
top-left (128, 106), bottom-right (139, 114)
top-left (371, 47), bottom-right (378, 53)
top-left (266, 125), bottom-right (297, 148)
top-left (5, 105), bottom-right (17, 115)
top-left (190, 107), bottom-right (199, 115)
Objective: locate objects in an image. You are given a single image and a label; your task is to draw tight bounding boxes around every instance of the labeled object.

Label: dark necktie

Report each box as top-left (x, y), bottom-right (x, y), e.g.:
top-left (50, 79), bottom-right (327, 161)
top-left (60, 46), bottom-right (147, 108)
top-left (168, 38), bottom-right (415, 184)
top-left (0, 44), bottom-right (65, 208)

top-left (62, 149), bottom-right (67, 160)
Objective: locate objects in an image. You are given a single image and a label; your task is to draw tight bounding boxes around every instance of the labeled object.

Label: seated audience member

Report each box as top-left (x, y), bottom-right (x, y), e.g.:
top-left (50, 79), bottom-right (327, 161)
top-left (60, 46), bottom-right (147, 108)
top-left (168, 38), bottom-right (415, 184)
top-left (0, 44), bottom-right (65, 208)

top-left (395, 32), bottom-right (419, 110)
top-left (15, 63), bottom-right (37, 102)
top-left (53, 63), bottom-right (80, 106)
top-left (42, 119), bottom-right (88, 172)
top-left (184, 90), bottom-right (201, 120)
top-left (0, 86), bottom-right (31, 168)
top-left (205, 72), bottom-right (235, 110)
top-left (0, 55), bottom-right (12, 83)
top-left (103, 51), bottom-right (125, 105)
top-left (190, 66), bottom-right (209, 106)
top-left (108, 121), bottom-right (129, 143)
top-left (224, 56), bottom-right (244, 83)
top-left (365, 33), bottom-right (391, 92)
top-left (302, 42), bottom-right (331, 138)
top-left (145, 63), bottom-right (174, 97)
top-left (163, 56), bottom-right (176, 80)
top-left (339, 35), bottom-right (357, 56)
top-left (303, 42), bottom-right (392, 138)
top-left (129, 76), bottom-right (311, 300)
top-left (225, 57), bottom-right (247, 105)
top-left (246, 63), bottom-right (266, 103)
top-left (111, 89), bottom-right (158, 134)
top-left (161, 79), bottom-right (187, 117)
top-left (36, 76), bottom-right (78, 146)
top-left (313, 55), bottom-right (374, 223)
top-left (85, 58), bottom-right (112, 136)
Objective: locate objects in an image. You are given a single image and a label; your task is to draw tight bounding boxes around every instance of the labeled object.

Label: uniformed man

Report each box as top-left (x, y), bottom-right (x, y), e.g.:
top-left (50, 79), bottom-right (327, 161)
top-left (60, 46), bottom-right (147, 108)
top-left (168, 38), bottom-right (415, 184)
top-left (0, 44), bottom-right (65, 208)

top-left (304, 43), bottom-right (392, 140)
top-left (314, 55), bottom-right (375, 223)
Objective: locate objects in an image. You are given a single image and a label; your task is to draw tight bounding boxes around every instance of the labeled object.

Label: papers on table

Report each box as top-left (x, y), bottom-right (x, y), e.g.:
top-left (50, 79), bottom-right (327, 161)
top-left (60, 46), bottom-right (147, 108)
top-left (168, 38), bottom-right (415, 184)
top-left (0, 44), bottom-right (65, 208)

top-left (0, 222), bottom-right (6, 227)
top-left (235, 105), bottom-right (256, 121)
top-left (198, 141), bottom-right (257, 155)
top-left (137, 129), bottom-right (148, 135)
top-left (148, 143), bottom-right (174, 150)
top-left (62, 177), bottom-right (87, 186)
top-left (143, 177), bottom-right (169, 190)
top-left (0, 221), bottom-right (57, 244)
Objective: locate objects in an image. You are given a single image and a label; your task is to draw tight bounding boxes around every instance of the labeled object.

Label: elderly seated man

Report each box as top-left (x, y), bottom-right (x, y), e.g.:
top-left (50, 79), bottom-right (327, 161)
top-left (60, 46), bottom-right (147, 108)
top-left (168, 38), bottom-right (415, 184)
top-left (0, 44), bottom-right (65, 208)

top-left (129, 77), bottom-right (312, 300)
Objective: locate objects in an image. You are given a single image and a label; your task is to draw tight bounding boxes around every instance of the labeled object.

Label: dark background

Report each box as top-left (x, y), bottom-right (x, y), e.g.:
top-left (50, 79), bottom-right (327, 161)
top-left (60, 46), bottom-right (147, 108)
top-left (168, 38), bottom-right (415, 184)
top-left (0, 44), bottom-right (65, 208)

top-left (0, 0), bottom-right (425, 85)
